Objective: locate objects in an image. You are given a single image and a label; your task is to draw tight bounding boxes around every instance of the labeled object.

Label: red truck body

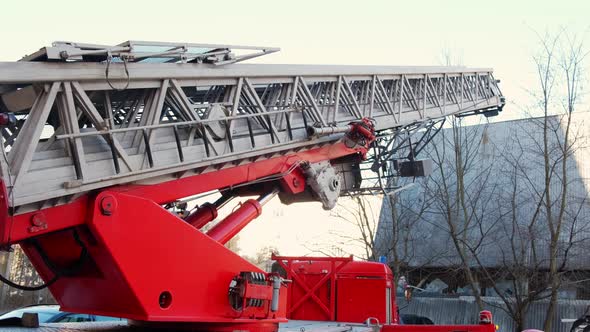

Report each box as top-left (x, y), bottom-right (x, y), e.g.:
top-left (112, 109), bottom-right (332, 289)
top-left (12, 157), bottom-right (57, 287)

top-left (274, 255), bottom-right (395, 324)
top-left (274, 255), bottom-right (496, 332)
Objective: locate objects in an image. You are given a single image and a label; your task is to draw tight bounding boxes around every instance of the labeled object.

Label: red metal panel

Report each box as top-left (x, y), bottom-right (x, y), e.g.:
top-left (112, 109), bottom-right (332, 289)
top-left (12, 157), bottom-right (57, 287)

top-left (1, 141), bottom-right (365, 246)
top-left (21, 191), bottom-right (287, 330)
top-left (0, 194), bottom-right (88, 246)
top-left (273, 256), bottom-right (396, 324)
top-left (0, 138), bottom-right (367, 330)
top-left (274, 256), bottom-right (353, 321)
top-left (336, 278), bottom-right (388, 323)
top-left (114, 142), bottom-right (365, 205)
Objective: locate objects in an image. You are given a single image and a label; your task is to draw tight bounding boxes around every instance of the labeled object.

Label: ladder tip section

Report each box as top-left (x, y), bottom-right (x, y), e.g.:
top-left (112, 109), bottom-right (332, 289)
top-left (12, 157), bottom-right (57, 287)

top-left (20, 40), bottom-right (281, 65)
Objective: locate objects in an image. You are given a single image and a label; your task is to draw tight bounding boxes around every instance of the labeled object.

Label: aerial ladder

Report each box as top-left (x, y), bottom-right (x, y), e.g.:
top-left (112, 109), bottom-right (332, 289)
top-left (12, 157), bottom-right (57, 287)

top-left (0, 41), bottom-right (504, 331)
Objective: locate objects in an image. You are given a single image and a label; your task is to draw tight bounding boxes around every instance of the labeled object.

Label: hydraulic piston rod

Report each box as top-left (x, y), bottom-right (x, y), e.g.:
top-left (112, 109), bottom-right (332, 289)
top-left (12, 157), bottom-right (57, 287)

top-left (185, 194), bottom-right (234, 229)
top-left (207, 189), bottom-right (279, 244)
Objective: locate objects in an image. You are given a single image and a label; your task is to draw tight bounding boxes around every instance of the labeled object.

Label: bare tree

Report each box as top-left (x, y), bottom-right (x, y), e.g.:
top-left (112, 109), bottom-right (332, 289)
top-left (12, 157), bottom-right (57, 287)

top-left (243, 246), bottom-right (279, 271)
top-left (0, 248), bottom-right (55, 311)
top-left (425, 49), bottom-right (496, 311)
top-left (422, 116), bottom-right (499, 311)
top-left (329, 195), bottom-right (380, 261)
top-left (449, 30), bottom-right (590, 332)
top-left (534, 30), bottom-right (588, 332)
top-left (460, 125), bottom-right (558, 332)
top-left (378, 174), bottom-right (451, 292)
top-left (361, 31), bottom-right (589, 332)
top-left (225, 235), bottom-right (241, 254)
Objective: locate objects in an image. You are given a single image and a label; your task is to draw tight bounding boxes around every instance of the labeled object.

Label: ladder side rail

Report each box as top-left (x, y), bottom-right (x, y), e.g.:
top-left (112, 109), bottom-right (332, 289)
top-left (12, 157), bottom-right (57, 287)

top-left (0, 67), bottom-right (503, 211)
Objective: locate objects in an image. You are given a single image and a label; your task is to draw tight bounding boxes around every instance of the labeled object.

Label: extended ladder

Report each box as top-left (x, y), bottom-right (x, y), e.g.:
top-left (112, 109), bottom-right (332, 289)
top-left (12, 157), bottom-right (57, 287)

top-left (0, 41), bottom-right (504, 213)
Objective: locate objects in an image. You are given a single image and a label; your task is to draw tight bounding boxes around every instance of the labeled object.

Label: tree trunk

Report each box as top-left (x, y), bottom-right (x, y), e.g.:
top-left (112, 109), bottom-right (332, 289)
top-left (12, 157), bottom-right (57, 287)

top-left (543, 241), bottom-right (560, 332)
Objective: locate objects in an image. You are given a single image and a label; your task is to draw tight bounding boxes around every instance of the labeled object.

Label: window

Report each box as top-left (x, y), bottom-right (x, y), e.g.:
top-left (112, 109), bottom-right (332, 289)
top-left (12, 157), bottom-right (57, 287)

top-left (35, 313), bottom-right (56, 323)
top-left (56, 313), bottom-right (92, 323)
top-left (93, 315), bottom-right (122, 322)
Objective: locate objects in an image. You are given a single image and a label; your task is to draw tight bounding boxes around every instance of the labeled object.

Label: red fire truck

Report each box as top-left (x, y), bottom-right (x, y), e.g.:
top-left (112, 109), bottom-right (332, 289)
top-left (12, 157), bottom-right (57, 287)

top-left (0, 41), bottom-right (503, 332)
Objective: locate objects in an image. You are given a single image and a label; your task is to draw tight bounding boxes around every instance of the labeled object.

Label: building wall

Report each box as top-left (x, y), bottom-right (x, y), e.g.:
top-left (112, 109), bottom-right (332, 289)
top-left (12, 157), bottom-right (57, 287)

top-left (376, 112), bottom-right (590, 293)
top-left (398, 295), bottom-right (590, 332)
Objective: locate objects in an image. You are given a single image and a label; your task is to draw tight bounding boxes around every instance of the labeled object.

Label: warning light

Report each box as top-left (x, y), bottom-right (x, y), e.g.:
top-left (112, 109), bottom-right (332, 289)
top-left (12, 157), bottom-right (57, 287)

top-left (0, 113), bottom-right (16, 127)
top-left (479, 310), bottom-right (493, 324)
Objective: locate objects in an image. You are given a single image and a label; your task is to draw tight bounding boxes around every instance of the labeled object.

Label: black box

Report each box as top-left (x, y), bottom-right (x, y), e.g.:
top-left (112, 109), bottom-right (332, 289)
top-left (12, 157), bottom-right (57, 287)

top-left (396, 159), bottom-right (433, 177)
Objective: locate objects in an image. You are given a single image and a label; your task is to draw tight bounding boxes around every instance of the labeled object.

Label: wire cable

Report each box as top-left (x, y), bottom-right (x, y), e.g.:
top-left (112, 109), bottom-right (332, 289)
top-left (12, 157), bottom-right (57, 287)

top-left (105, 54), bottom-right (130, 91)
top-left (0, 269), bottom-right (57, 291)
top-left (0, 139), bottom-right (58, 291)
top-left (0, 230), bottom-right (88, 291)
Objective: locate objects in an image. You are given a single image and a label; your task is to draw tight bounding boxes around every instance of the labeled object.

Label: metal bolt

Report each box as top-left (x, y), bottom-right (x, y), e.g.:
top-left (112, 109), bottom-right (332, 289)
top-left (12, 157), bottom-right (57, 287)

top-left (28, 213), bottom-right (47, 233)
top-left (100, 195), bottom-right (117, 216)
top-left (330, 178), bottom-right (340, 191)
top-left (31, 214), bottom-right (44, 226)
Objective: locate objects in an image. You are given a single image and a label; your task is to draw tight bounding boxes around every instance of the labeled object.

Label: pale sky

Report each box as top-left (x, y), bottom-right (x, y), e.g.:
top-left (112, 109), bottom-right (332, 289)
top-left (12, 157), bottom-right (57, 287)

top-left (1, 0), bottom-right (588, 258)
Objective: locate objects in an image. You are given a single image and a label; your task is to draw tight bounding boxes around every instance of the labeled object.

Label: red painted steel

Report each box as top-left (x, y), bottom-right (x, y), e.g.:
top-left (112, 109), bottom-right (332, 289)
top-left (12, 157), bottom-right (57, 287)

top-left (337, 277), bottom-right (391, 323)
top-left (0, 195), bottom-right (88, 247)
top-left (186, 202), bottom-right (218, 229)
top-left (207, 199), bottom-right (262, 245)
top-left (114, 142), bottom-right (368, 206)
top-left (273, 255), bottom-right (497, 332)
top-left (133, 321), bottom-right (281, 332)
top-left (0, 140), bottom-right (366, 246)
top-left (273, 255), bottom-right (395, 324)
top-left (20, 190), bottom-right (287, 329)
top-left (0, 128), bottom-right (371, 332)
top-left (0, 118), bottom-right (495, 332)
top-left (245, 284), bottom-right (274, 301)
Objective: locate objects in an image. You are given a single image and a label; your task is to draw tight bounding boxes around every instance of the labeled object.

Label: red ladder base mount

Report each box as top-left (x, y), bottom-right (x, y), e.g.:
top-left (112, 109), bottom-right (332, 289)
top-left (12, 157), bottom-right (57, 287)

top-left (20, 190), bottom-right (287, 327)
